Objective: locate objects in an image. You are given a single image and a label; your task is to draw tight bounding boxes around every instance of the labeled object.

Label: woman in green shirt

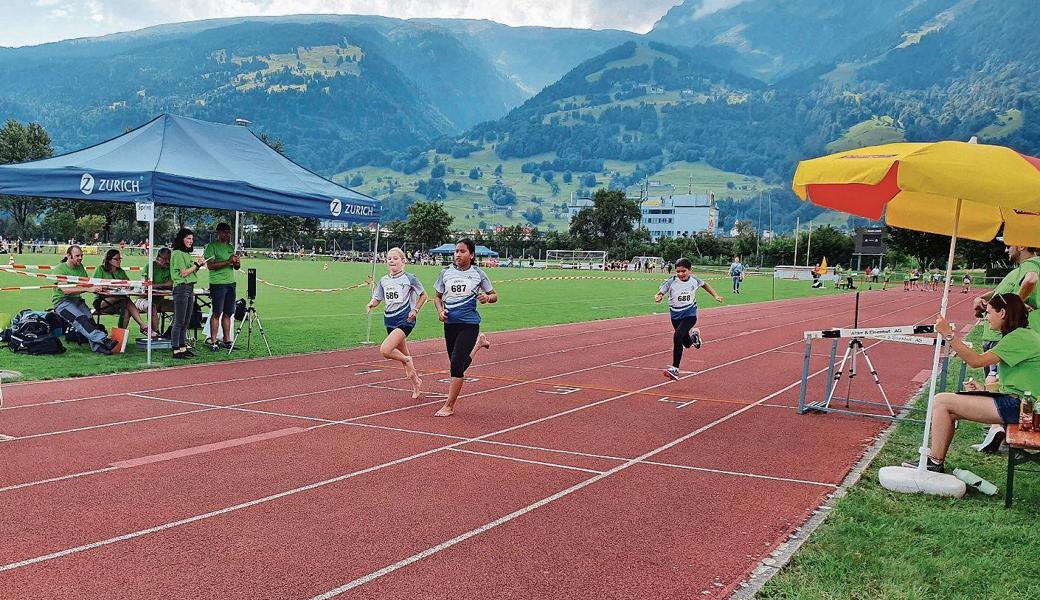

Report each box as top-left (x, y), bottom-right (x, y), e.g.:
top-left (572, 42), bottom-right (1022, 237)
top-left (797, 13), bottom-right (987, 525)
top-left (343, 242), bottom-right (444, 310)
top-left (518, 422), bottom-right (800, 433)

top-left (908, 293), bottom-right (1040, 473)
top-left (94, 248), bottom-right (153, 337)
top-left (170, 228), bottom-right (206, 359)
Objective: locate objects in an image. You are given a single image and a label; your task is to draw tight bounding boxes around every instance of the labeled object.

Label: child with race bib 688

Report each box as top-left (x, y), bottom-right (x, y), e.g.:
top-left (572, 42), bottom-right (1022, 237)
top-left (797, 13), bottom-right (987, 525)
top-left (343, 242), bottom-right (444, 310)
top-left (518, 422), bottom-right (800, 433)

top-left (655, 258), bottom-right (724, 380)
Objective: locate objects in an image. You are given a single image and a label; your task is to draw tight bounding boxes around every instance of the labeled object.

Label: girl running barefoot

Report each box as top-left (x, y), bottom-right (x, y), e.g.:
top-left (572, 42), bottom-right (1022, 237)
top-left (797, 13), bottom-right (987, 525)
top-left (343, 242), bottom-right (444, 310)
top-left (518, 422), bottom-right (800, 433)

top-left (367, 247), bottom-right (427, 399)
top-left (432, 238), bottom-right (497, 417)
top-left (655, 258), bottom-right (724, 380)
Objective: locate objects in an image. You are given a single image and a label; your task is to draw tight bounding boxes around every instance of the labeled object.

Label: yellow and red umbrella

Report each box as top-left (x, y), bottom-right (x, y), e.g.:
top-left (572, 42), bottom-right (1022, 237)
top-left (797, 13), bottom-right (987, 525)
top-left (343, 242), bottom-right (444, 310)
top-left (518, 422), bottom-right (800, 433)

top-left (793, 140), bottom-right (1040, 246)
top-left (792, 139), bottom-right (1040, 492)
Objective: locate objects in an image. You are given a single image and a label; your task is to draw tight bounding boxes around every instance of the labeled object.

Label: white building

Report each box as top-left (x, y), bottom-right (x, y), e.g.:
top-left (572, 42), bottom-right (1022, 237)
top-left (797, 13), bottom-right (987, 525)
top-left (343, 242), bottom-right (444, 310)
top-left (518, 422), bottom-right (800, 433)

top-left (567, 191), bottom-right (718, 241)
top-left (641, 193), bottom-right (717, 241)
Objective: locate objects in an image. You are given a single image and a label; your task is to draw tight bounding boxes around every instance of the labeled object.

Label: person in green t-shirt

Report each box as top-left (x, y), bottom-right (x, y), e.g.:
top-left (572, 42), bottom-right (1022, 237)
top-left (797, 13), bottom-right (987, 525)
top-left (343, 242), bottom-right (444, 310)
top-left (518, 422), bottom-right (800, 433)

top-left (973, 246), bottom-right (1040, 371)
top-left (130, 247), bottom-right (175, 334)
top-left (51, 245), bottom-right (118, 355)
top-left (94, 248), bottom-right (153, 336)
top-left (968, 245), bottom-right (1040, 450)
top-left (907, 293), bottom-right (1040, 473)
top-left (170, 228), bottom-right (206, 359)
top-left (203, 222), bottom-right (241, 351)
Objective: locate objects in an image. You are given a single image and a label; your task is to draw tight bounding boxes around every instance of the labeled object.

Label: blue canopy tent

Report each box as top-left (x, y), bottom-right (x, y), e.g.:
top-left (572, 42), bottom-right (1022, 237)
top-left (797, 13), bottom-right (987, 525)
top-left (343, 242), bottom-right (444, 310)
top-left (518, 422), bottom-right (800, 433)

top-left (0, 113), bottom-right (379, 221)
top-left (429, 243), bottom-right (499, 257)
top-left (0, 114), bottom-right (381, 362)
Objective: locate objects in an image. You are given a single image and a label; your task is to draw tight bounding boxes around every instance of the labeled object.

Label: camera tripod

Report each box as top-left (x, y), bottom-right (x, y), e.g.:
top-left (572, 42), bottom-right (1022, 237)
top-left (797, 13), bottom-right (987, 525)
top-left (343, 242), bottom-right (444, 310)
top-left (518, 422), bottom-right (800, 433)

top-left (820, 336), bottom-right (894, 416)
top-left (230, 298), bottom-right (272, 356)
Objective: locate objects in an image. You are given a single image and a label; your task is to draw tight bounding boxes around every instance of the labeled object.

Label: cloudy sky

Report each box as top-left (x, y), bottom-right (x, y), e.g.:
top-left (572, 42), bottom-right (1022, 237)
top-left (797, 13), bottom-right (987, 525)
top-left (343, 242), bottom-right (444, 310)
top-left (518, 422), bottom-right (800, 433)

top-left (0, 1), bottom-right (751, 48)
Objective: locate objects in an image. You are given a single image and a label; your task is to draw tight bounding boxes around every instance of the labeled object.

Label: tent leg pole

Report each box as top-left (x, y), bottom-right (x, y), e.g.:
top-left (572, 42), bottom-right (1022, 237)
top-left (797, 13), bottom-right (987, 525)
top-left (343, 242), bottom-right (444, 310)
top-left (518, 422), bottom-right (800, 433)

top-left (365, 225), bottom-right (381, 345)
top-left (146, 212), bottom-right (155, 366)
top-left (918, 198), bottom-right (961, 472)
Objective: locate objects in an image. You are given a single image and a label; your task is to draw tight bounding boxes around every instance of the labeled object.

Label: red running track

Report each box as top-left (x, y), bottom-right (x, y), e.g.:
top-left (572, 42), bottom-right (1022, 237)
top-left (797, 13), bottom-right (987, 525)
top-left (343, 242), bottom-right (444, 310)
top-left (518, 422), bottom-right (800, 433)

top-left (0, 290), bottom-right (975, 599)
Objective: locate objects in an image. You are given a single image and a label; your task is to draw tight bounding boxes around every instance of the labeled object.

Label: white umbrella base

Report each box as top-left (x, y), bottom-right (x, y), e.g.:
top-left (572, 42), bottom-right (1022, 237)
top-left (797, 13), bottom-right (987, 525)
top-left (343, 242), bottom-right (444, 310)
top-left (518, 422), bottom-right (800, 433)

top-left (879, 466), bottom-right (966, 497)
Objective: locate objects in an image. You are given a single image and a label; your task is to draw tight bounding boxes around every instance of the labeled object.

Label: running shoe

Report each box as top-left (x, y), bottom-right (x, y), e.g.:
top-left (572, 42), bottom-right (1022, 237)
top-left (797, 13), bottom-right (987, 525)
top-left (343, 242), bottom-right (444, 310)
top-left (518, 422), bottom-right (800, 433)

top-left (901, 457), bottom-right (945, 473)
top-left (971, 426), bottom-right (1006, 454)
top-left (664, 366), bottom-right (680, 380)
top-left (691, 328), bottom-right (702, 349)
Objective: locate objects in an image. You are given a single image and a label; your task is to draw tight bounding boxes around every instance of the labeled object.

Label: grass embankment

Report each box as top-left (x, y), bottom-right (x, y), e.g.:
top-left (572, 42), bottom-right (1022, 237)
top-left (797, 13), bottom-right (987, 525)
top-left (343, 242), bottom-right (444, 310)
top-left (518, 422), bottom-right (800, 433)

top-left (760, 326), bottom-right (1040, 599)
top-left (1, 254), bottom-right (837, 381)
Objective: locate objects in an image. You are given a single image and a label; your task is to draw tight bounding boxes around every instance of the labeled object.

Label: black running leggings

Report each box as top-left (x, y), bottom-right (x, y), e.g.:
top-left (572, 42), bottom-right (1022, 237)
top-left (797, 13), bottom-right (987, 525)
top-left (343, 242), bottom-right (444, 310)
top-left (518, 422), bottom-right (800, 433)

top-left (671, 315), bottom-right (698, 368)
top-left (444, 322), bottom-right (480, 378)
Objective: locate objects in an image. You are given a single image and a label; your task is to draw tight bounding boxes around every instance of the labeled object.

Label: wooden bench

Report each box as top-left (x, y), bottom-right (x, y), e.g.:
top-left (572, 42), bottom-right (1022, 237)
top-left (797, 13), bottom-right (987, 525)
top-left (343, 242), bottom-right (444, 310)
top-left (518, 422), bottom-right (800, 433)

top-left (1006, 424), bottom-right (1040, 507)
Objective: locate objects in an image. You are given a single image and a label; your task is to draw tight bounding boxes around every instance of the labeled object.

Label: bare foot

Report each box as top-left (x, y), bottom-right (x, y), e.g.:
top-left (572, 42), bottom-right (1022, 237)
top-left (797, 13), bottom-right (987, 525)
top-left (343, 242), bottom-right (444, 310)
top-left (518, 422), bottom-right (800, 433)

top-left (478, 334), bottom-right (491, 350)
top-left (434, 405), bottom-right (455, 417)
top-left (410, 374), bottom-right (423, 399)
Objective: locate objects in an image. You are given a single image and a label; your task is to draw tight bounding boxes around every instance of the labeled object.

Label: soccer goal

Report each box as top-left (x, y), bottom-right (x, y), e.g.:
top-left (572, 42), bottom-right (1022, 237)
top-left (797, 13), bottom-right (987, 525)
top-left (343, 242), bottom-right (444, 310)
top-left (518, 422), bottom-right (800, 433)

top-left (545, 249), bottom-right (607, 270)
top-left (629, 255), bottom-right (664, 271)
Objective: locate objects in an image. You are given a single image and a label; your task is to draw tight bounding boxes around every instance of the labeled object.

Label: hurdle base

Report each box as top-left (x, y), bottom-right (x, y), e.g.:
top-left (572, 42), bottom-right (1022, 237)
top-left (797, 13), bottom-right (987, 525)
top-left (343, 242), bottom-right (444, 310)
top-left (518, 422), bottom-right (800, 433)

top-left (802, 396), bottom-right (926, 423)
top-left (879, 465), bottom-right (966, 497)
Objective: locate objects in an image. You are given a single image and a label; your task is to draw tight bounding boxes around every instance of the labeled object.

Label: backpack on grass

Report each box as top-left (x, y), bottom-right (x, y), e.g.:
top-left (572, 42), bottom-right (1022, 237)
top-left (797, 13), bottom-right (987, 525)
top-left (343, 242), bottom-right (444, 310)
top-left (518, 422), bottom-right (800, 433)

top-left (4, 309), bottom-right (65, 355)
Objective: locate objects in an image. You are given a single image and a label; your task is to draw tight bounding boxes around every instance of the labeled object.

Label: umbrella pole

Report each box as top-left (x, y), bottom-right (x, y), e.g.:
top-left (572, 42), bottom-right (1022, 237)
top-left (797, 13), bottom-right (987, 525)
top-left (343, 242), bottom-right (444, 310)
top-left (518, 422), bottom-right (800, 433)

top-left (918, 198), bottom-right (962, 471)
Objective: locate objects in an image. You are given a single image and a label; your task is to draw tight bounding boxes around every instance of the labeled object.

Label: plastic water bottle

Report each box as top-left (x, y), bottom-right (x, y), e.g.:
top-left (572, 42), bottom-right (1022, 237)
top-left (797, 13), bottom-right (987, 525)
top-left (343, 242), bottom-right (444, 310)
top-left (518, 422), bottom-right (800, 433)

top-left (1020, 391), bottom-right (1035, 432)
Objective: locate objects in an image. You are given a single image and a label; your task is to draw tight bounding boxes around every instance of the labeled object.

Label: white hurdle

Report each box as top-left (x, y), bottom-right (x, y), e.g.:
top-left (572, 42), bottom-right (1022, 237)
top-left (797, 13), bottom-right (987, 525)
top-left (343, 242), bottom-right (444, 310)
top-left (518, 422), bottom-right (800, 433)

top-left (797, 324), bottom-right (953, 421)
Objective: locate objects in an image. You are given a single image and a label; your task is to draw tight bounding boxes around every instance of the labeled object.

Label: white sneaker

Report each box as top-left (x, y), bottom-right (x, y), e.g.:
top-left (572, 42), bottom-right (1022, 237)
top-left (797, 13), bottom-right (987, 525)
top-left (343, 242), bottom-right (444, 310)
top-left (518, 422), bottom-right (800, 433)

top-left (691, 328), bottom-right (702, 349)
top-left (664, 366), bottom-right (680, 380)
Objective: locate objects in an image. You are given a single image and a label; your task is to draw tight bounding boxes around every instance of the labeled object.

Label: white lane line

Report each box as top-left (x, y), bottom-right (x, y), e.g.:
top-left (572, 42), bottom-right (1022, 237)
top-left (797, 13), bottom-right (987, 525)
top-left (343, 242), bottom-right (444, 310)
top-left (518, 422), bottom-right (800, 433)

top-left (0, 316), bottom-right (808, 573)
top-left (11, 408), bottom-right (221, 440)
top-left (0, 291), bottom-right (879, 412)
top-left (307, 368), bottom-right (828, 599)
top-left (639, 461), bottom-right (837, 488)
top-left (0, 467), bottom-right (119, 494)
top-left (0, 293), bottom-right (917, 486)
top-left (612, 292), bottom-right (944, 370)
top-left (0, 292), bottom-right (933, 569)
top-left (618, 365), bottom-right (695, 373)
top-left (343, 424), bottom-right (834, 488)
top-left (446, 448), bottom-right (605, 475)
top-left (307, 296), bottom-right (969, 598)
top-left (0, 315), bottom-right (678, 411)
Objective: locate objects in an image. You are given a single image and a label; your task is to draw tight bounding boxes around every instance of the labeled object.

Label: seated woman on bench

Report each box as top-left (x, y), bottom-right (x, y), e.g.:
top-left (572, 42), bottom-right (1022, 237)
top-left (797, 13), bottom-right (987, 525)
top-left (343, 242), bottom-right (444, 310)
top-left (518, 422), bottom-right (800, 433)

top-left (908, 293), bottom-right (1040, 473)
top-left (94, 248), bottom-right (155, 338)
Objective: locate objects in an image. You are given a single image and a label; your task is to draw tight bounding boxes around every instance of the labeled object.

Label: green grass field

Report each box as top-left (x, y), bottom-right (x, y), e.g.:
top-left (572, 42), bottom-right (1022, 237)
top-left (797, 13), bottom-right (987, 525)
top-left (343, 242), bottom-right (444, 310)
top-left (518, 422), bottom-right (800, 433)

top-left (760, 328), bottom-right (1040, 599)
top-left (0, 253), bottom-right (837, 382)
top-left (978, 108), bottom-right (1024, 140)
top-left (825, 116), bottom-right (906, 154)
